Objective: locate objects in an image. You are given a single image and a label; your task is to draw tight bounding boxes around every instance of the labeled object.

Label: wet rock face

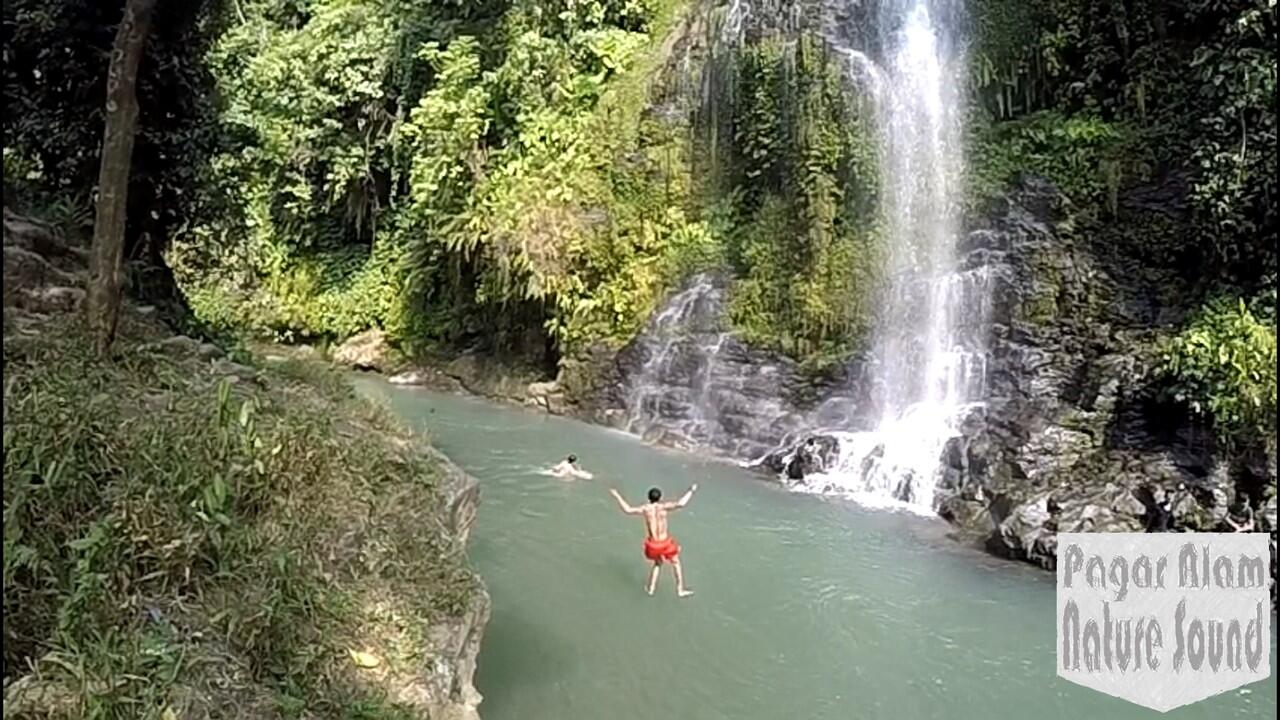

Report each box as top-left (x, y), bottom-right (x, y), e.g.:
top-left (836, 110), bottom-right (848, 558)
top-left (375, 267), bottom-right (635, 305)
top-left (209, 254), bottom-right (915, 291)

top-left (934, 177), bottom-right (1274, 581)
top-left (583, 273), bottom-right (869, 462)
top-left (753, 434), bottom-right (844, 481)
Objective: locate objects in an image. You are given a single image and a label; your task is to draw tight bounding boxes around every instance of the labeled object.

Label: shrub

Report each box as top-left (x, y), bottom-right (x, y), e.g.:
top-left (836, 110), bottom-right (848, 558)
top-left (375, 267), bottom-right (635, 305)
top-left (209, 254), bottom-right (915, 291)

top-left (1159, 295), bottom-right (1278, 451)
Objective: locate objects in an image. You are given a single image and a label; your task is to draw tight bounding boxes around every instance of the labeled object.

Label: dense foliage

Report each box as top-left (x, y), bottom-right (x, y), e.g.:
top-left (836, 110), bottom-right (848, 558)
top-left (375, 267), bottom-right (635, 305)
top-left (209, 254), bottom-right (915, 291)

top-left (1160, 290), bottom-right (1277, 453)
top-left (969, 0), bottom-right (1277, 445)
top-left (17, 0), bottom-right (877, 369)
top-left (712, 34), bottom-right (883, 362)
top-left (2, 0), bottom-right (225, 309)
top-left (969, 0), bottom-right (1275, 283)
top-left (168, 0), bottom-right (728, 366)
top-left (3, 0), bottom-right (1274, 408)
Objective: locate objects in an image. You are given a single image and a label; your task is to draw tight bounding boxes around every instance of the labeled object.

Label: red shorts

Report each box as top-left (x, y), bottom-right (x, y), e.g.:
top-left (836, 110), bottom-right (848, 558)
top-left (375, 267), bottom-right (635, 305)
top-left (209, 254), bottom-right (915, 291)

top-left (644, 536), bottom-right (680, 563)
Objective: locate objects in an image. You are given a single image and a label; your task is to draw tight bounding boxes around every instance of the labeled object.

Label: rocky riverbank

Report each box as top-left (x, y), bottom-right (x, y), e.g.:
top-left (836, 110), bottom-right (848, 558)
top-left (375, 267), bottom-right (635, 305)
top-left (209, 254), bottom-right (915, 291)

top-left (329, 327), bottom-right (577, 416)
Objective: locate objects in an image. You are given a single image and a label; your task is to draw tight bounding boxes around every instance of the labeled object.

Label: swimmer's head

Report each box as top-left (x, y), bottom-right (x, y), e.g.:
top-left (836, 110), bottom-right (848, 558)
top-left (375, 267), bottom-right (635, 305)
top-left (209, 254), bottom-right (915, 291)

top-left (648, 487), bottom-right (662, 503)
top-left (567, 454), bottom-right (577, 463)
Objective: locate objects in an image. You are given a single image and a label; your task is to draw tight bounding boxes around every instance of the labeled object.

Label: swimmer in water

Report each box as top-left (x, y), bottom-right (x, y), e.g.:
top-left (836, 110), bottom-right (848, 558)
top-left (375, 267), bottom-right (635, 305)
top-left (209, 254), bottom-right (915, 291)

top-left (550, 454), bottom-right (593, 480)
top-left (609, 484), bottom-right (697, 597)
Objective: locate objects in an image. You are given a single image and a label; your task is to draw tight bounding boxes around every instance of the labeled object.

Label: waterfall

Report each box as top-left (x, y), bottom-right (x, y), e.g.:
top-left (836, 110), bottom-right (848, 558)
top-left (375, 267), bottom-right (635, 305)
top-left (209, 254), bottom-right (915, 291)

top-left (804, 0), bottom-right (991, 511)
top-left (607, 1), bottom-right (993, 512)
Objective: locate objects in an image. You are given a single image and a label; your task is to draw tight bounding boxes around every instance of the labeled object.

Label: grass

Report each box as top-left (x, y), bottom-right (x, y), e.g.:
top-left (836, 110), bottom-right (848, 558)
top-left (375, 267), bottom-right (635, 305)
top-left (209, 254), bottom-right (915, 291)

top-left (3, 307), bottom-right (480, 718)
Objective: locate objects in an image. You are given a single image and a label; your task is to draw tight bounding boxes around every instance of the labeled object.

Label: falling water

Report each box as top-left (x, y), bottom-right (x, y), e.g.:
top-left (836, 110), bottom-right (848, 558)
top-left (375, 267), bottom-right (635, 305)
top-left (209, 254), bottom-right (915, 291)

top-left (800, 0), bottom-right (992, 510)
top-left (621, 276), bottom-right (730, 449)
top-left (615, 0), bottom-right (993, 512)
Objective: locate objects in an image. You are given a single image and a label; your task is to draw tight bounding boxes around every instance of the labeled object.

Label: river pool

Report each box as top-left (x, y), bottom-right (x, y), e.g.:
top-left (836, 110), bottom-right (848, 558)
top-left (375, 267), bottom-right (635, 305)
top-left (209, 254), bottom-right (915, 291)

top-left (354, 378), bottom-right (1276, 720)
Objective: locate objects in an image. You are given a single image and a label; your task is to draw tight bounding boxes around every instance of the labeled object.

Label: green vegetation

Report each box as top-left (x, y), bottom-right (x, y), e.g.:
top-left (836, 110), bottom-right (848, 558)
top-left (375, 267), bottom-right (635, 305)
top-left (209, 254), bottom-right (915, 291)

top-left (715, 35), bottom-right (883, 363)
top-left (3, 310), bottom-right (478, 716)
top-left (967, 110), bottom-right (1144, 215)
top-left (968, 0), bottom-right (1275, 281)
top-left (3, 0), bottom-right (223, 311)
top-left (2, 0), bottom-right (1274, 437)
top-left (4, 0), bottom-right (888, 370)
top-left (1159, 291), bottom-right (1277, 453)
top-left (969, 0), bottom-right (1277, 444)
top-left (166, 0), bottom-right (728, 363)
top-left (0, 2), bottom-right (1276, 707)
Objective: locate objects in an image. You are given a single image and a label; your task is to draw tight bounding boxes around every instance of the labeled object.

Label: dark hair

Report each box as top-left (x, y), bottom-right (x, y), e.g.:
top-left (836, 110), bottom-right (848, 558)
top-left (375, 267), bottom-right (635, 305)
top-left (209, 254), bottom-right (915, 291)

top-left (648, 487), bottom-right (662, 503)
top-left (567, 454), bottom-right (577, 463)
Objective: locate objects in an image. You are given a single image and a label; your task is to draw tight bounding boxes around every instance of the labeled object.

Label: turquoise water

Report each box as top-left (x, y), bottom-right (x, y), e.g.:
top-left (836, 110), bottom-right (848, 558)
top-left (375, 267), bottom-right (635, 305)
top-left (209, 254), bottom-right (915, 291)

top-left (354, 379), bottom-right (1277, 720)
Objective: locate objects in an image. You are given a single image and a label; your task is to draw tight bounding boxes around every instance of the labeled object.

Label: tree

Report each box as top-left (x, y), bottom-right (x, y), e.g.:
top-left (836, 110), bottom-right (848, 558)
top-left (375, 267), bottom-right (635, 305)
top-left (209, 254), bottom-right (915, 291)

top-left (86, 0), bottom-right (158, 356)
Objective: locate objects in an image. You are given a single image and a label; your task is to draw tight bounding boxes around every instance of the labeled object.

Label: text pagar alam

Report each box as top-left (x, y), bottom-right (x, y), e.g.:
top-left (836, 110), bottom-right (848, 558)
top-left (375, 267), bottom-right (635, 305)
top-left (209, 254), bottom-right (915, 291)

top-left (1060, 542), bottom-right (1268, 674)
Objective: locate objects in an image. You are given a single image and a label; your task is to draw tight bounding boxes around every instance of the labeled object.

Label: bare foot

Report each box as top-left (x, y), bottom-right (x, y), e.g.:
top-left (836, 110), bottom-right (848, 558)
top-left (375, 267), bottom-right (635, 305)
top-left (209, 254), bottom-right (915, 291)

top-left (646, 585), bottom-right (656, 596)
top-left (677, 589), bottom-right (695, 598)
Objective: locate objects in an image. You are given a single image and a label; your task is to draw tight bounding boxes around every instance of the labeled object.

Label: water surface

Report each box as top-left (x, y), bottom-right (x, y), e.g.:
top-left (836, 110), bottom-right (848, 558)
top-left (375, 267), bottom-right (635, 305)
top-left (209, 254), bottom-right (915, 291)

top-left (355, 379), bottom-right (1276, 720)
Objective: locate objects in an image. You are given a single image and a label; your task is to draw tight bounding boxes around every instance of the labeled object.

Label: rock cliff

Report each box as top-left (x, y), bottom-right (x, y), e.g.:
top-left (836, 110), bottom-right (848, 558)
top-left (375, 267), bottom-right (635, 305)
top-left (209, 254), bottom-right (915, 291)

top-left (582, 178), bottom-right (1276, 592)
top-left (581, 272), bottom-right (871, 462)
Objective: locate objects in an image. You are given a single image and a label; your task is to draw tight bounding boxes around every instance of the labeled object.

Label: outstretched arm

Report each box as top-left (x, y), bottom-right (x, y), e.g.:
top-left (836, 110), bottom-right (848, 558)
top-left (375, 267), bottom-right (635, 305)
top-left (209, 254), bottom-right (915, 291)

top-left (609, 488), bottom-right (642, 515)
top-left (663, 484), bottom-right (698, 511)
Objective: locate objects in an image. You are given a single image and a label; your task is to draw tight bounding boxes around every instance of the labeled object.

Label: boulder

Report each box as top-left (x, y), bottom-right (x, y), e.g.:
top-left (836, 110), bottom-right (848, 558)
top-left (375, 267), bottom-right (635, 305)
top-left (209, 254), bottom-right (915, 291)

top-left (545, 391), bottom-right (569, 415)
top-left (389, 369), bottom-right (431, 385)
top-left (333, 328), bottom-right (391, 371)
top-left (525, 380), bottom-right (555, 409)
top-left (751, 433), bottom-right (843, 481)
top-left (3, 245), bottom-right (80, 299)
top-left (153, 335), bottom-right (223, 360)
top-left (996, 495), bottom-right (1055, 569)
top-left (526, 380), bottom-right (570, 415)
top-left (3, 210), bottom-right (89, 272)
top-left (388, 366), bottom-right (466, 393)
top-left (16, 285), bottom-right (85, 314)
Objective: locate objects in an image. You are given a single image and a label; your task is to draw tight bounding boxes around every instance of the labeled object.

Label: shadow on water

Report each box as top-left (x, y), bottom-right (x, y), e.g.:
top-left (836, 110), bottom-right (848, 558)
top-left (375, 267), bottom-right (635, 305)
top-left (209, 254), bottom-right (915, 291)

top-left (477, 605), bottom-right (580, 708)
top-left (595, 552), bottom-right (649, 594)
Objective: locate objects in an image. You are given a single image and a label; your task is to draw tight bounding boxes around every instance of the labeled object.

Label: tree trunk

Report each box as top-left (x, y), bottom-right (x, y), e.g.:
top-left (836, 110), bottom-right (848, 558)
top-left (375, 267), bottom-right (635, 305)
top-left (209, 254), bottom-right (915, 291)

top-left (86, 0), bottom-right (158, 356)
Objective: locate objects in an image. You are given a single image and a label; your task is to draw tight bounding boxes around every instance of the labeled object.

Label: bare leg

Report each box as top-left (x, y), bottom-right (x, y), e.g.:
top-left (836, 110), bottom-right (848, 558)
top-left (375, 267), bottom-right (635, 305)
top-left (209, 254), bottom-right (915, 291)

top-left (646, 562), bottom-right (661, 595)
top-left (671, 557), bottom-right (694, 597)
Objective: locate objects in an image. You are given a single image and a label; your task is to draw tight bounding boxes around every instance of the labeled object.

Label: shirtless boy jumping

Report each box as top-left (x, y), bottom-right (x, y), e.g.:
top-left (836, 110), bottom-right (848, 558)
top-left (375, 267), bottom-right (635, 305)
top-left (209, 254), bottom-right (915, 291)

top-left (609, 484), bottom-right (697, 597)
